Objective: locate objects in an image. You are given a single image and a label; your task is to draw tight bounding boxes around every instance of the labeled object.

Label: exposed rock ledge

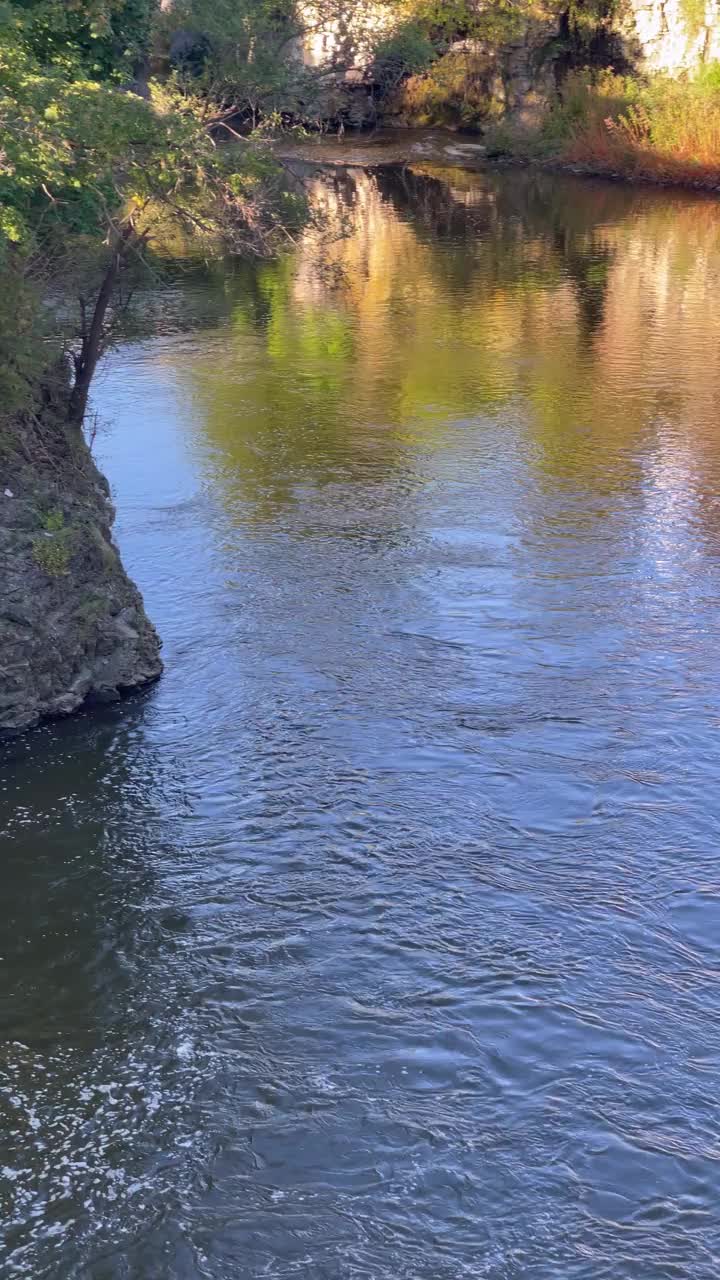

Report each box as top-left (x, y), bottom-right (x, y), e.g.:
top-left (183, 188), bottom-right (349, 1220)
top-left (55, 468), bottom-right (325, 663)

top-left (0, 400), bottom-right (162, 735)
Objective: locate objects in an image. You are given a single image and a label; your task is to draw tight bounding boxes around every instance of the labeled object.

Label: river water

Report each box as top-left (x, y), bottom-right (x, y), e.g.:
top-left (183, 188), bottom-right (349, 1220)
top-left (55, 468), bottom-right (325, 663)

top-left (2, 160), bottom-right (720, 1278)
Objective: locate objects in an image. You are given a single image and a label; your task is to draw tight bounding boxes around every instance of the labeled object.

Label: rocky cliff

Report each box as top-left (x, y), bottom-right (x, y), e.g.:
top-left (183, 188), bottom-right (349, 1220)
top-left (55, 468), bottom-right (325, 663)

top-left (0, 398), bottom-right (162, 735)
top-left (625, 0), bottom-right (720, 72)
top-left (297, 0), bottom-right (720, 75)
top-left (487, 0), bottom-right (720, 118)
top-left (296, 1), bottom-right (720, 128)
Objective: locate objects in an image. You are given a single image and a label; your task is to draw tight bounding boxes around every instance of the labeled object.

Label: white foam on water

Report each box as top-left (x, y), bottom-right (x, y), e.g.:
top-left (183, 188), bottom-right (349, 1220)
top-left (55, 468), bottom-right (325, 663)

top-left (0, 1030), bottom-right (206, 1276)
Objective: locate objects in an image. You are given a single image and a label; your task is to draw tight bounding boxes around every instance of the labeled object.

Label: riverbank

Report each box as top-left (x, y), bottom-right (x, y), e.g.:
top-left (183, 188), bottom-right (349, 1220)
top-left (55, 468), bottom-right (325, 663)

top-left (0, 8), bottom-right (306, 735)
top-left (279, 121), bottom-right (720, 196)
top-left (278, 57), bottom-right (720, 197)
top-left (0, 400), bottom-right (162, 735)
top-left (483, 68), bottom-right (720, 194)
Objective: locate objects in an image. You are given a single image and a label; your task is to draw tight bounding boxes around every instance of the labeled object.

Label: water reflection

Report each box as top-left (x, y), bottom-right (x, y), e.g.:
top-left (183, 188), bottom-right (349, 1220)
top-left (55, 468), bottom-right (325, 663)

top-left (167, 166), bottom-right (720, 522)
top-left (0, 709), bottom-right (204, 1275)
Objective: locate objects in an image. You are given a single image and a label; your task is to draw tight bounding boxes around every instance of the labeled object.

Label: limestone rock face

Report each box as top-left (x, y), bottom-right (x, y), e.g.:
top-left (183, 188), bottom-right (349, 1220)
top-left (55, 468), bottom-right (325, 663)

top-left (624, 0), bottom-right (720, 73)
top-left (0, 409), bottom-right (162, 734)
top-left (482, 0), bottom-right (720, 124)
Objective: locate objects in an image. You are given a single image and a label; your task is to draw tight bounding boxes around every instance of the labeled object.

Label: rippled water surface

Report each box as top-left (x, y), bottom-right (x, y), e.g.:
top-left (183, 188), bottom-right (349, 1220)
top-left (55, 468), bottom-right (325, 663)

top-left (3, 162), bottom-right (720, 1279)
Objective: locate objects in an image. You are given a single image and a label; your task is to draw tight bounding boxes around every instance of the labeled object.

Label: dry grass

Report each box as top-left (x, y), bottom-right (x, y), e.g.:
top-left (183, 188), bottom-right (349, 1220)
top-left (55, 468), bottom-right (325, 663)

top-left (558, 70), bottom-right (720, 187)
top-left (486, 67), bottom-right (720, 190)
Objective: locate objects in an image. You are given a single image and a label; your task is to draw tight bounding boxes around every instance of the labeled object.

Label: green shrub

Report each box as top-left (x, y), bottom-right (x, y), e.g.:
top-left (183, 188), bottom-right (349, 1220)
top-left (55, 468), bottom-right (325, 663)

top-left (694, 60), bottom-right (720, 93)
top-left (538, 69), bottom-right (637, 152)
top-left (41, 507), bottom-right (65, 533)
top-left (373, 21), bottom-right (437, 95)
top-left (31, 508), bottom-right (72, 577)
top-left (7, 0), bottom-right (155, 79)
top-left (393, 47), bottom-right (502, 128)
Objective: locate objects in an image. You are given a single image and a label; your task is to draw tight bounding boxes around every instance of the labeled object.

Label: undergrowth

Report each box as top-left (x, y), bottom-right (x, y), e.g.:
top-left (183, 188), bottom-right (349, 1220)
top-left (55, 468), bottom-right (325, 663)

top-left (391, 47), bottom-right (505, 128)
top-left (32, 508), bottom-right (72, 577)
top-left (487, 65), bottom-right (720, 187)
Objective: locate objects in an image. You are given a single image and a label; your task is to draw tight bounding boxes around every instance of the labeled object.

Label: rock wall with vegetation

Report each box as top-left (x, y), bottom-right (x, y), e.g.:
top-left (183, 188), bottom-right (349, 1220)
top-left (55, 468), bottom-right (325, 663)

top-left (382, 1), bottom-right (720, 130)
top-left (1, 403), bottom-right (162, 734)
top-left (153, 1), bottom-right (720, 136)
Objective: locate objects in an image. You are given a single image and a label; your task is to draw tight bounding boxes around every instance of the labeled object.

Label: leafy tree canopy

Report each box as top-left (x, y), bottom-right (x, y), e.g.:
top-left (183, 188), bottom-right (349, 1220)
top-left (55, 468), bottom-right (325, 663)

top-left (2, 0), bottom-right (156, 77)
top-left (0, 0), bottom-right (305, 420)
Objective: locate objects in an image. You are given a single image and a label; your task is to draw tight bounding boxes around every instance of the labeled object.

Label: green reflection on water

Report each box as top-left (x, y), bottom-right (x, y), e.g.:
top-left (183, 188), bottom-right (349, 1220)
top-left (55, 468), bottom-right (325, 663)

top-left (166, 164), bottom-right (720, 518)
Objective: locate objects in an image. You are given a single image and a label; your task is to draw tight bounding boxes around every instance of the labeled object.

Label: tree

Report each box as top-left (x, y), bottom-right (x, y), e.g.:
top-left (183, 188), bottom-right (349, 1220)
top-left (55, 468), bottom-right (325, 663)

top-left (6, 0), bottom-right (157, 78)
top-left (0, 2), bottom-right (306, 426)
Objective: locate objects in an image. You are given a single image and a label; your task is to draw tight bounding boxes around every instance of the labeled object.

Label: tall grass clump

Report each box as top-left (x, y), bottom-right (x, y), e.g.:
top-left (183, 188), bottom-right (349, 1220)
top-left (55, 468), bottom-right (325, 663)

top-left (487, 64), bottom-right (720, 187)
top-left (558, 65), bottom-right (720, 185)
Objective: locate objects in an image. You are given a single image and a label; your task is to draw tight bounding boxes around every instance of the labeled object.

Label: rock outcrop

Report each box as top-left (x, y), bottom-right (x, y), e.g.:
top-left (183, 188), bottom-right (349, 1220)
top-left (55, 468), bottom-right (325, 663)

top-left (286, 2), bottom-right (720, 130)
top-left (0, 399), bottom-right (162, 735)
top-left (625, 0), bottom-right (720, 73)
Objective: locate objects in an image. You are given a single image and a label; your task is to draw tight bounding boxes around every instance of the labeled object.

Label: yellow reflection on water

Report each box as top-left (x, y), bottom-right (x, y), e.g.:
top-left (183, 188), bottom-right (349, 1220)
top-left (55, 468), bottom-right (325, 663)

top-left (168, 164), bottom-right (720, 520)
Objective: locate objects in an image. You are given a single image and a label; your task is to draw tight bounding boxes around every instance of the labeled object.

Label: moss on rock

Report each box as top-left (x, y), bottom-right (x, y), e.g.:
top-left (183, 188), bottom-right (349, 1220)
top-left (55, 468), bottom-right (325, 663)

top-left (0, 403), bottom-right (162, 733)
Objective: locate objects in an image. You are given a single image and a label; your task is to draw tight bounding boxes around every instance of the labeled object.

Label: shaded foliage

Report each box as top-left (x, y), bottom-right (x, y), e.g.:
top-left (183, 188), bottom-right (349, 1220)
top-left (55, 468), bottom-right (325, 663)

top-left (3, 0), bottom-right (157, 77)
top-left (0, 0), bottom-right (307, 423)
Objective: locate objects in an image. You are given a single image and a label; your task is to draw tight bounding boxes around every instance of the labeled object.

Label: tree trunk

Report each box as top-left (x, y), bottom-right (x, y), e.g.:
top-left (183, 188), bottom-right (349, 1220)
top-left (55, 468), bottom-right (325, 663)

top-left (67, 226), bottom-right (134, 426)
